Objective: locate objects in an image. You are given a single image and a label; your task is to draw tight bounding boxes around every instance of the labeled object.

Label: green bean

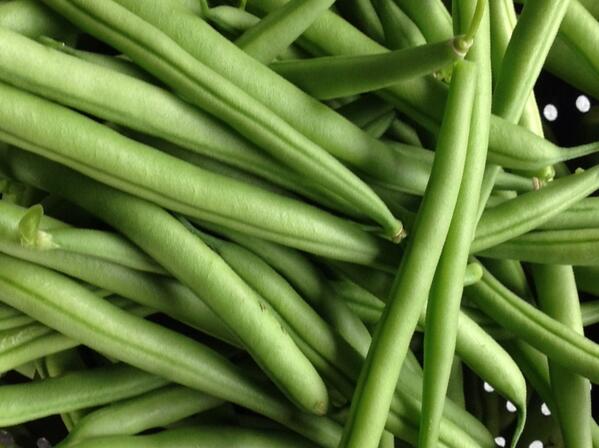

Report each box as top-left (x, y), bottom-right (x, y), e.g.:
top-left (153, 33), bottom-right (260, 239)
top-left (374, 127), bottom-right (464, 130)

top-left (558, 0), bottom-right (599, 79)
top-left (64, 426), bottom-right (317, 448)
top-left (492, 0), bottom-right (570, 123)
top-left (446, 358), bottom-right (466, 408)
top-left (481, 257), bottom-right (532, 298)
top-left (582, 302), bottom-right (599, 326)
top-left (0, 255), bottom-right (341, 446)
top-left (0, 90), bottom-right (391, 263)
top-left (41, 0), bottom-right (402, 240)
top-left (0, 364), bottom-right (168, 426)
top-left (61, 386), bottom-right (223, 447)
top-left (480, 228), bottom-right (599, 266)
top-left (392, 0), bottom-right (453, 43)
top-left (575, 266), bottom-right (599, 296)
top-left (472, 166), bottom-right (599, 252)
top-left (420, 2), bottom-right (499, 446)
top-left (206, 5), bottom-right (259, 35)
top-left (236, 0), bottom-right (335, 64)
top-left (362, 111), bottom-right (396, 139)
top-left (546, 35), bottom-right (599, 101)
top-left (0, 27), bottom-right (350, 217)
top-left (486, 118), bottom-right (599, 169)
top-left (466, 266), bottom-right (599, 382)
top-left (0, 0), bottom-right (76, 42)
top-left (0, 310), bottom-right (33, 331)
top-left (532, 264), bottom-right (592, 446)
top-left (336, 0), bottom-right (385, 43)
top-left (538, 198), bottom-right (599, 230)
top-left (270, 37), bottom-right (468, 100)
top-left (38, 36), bottom-right (156, 83)
top-left (372, 0), bottom-right (426, 50)
top-left (6, 154), bottom-right (330, 416)
top-left (335, 96), bottom-right (393, 127)
top-left (387, 118), bottom-right (423, 147)
top-left (339, 60), bottom-right (476, 448)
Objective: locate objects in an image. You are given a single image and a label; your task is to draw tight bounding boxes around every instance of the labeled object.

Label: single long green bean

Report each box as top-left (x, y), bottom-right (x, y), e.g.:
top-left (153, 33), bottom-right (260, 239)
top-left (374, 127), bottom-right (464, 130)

top-left (270, 37), bottom-right (468, 100)
top-left (0, 364), bottom-right (168, 426)
top-left (466, 267), bottom-right (599, 382)
top-left (492, 0), bottom-right (570, 123)
top-left (65, 426), bottom-right (317, 448)
top-left (472, 166), bottom-right (599, 253)
top-left (339, 60), bottom-right (476, 448)
top-left (41, 0), bottom-right (402, 239)
top-left (0, 254), bottom-right (341, 446)
top-left (235, 0), bottom-right (335, 63)
top-left (420, 3), bottom-right (503, 446)
top-left (532, 264), bottom-right (592, 446)
top-left (61, 386), bottom-right (223, 447)
top-left (5, 153), bottom-right (329, 416)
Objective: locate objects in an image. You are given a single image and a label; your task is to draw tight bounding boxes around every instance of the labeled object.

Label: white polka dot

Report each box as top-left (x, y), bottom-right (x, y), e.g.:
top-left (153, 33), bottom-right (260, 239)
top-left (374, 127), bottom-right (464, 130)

top-left (543, 104), bottom-right (558, 121)
top-left (506, 401), bottom-right (517, 413)
top-left (576, 95), bottom-right (591, 113)
top-left (495, 436), bottom-right (506, 447)
top-left (541, 402), bottom-right (551, 416)
top-left (529, 441), bottom-right (543, 448)
top-left (483, 382), bottom-right (495, 393)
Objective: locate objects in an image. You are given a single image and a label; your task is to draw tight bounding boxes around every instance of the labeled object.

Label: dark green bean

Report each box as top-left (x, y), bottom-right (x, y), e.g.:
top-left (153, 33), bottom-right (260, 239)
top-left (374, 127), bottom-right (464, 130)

top-left (387, 118), bottom-right (423, 147)
top-left (575, 266), bottom-right (599, 296)
top-left (336, 0), bottom-right (385, 43)
top-left (372, 0), bottom-right (426, 50)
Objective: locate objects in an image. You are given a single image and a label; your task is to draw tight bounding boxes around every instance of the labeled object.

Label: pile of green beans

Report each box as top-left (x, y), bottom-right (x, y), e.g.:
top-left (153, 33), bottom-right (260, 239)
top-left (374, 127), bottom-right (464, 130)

top-left (0, 0), bottom-right (597, 447)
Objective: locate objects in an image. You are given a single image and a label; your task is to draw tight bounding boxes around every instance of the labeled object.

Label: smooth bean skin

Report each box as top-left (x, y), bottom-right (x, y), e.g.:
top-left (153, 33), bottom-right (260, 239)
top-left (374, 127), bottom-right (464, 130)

top-left (207, 5), bottom-right (260, 35)
top-left (339, 61), bottom-right (476, 448)
top-left (0, 87), bottom-right (390, 264)
top-left (61, 386), bottom-right (223, 447)
top-left (466, 267), bottom-right (599, 383)
top-left (0, 27), bottom-right (348, 217)
top-left (472, 166), bottom-right (599, 252)
top-left (65, 426), bottom-right (318, 448)
top-left (42, 0), bottom-right (402, 240)
top-left (372, 0), bottom-right (426, 50)
top-left (0, 0), bottom-right (75, 41)
top-left (392, 0), bottom-right (453, 43)
top-left (0, 254), bottom-right (341, 447)
top-left (236, 0), bottom-right (335, 64)
top-left (336, 0), bottom-right (385, 43)
top-left (492, 0), bottom-right (570, 123)
top-left (270, 38), bottom-right (467, 100)
top-left (0, 364), bottom-right (168, 426)
top-left (532, 264), bottom-right (592, 446)
top-left (559, 0), bottom-right (599, 78)
top-left (420, 3), bottom-right (497, 446)
top-left (539, 197), bottom-right (599, 230)
top-left (6, 153), bottom-right (330, 417)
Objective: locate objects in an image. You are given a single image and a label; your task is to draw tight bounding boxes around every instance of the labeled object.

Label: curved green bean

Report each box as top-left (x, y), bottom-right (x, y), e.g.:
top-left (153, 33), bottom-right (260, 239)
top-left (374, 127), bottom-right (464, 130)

top-left (0, 254), bottom-right (341, 446)
top-left (0, 364), bottom-right (168, 426)
top-left (532, 264), bottom-right (592, 446)
top-left (61, 386), bottom-right (223, 447)
top-left (41, 0), bottom-right (402, 240)
top-left (5, 154), bottom-right (330, 416)
top-left (472, 166), bottom-right (599, 253)
top-left (236, 0), bottom-right (335, 63)
top-left (0, 87), bottom-right (391, 263)
top-left (339, 60), bottom-right (476, 448)
top-left (466, 267), bottom-right (599, 382)
top-left (65, 426), bottom-right (317, 448)
top-left (270, 37), bottom-right (468, 100)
